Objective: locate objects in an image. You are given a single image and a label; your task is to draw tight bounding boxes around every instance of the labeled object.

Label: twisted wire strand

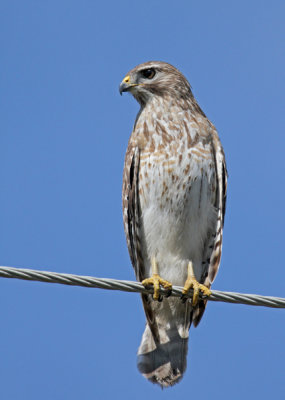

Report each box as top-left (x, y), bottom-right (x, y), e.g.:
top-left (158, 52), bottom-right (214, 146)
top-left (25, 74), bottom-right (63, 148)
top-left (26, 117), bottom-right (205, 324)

top-left (0, 266), bottom-right (284, 308)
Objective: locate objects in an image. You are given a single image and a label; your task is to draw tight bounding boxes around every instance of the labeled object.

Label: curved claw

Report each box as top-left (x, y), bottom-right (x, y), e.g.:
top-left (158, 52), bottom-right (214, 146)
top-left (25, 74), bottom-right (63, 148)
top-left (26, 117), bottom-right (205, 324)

top-left (181, 262), bottom-right (211, 306)
top-left (182, 279), bottom-right (211, 306)
top-left (181, 293), bottom-right (189, 304)
top-left (142, 274), bottom-right (172, 301)
top-left (158, 294), bottom-right (163, 302)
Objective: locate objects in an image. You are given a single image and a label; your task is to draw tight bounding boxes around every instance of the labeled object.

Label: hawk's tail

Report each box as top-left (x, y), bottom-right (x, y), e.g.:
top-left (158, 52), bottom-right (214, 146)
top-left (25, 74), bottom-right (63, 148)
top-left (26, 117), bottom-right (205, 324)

top-left (137, 298), bottom-right (192, 388)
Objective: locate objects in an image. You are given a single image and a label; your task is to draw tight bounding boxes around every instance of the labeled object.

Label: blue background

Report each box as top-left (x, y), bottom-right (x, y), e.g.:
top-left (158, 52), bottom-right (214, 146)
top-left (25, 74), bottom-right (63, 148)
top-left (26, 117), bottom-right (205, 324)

top-left (0, 1), bottom-right (284, 398)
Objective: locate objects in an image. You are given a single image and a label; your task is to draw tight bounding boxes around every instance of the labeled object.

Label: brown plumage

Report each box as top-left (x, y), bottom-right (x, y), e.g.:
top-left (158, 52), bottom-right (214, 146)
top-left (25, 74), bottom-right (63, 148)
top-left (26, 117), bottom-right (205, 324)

top-left (120, 61), bottom-right (227, 387)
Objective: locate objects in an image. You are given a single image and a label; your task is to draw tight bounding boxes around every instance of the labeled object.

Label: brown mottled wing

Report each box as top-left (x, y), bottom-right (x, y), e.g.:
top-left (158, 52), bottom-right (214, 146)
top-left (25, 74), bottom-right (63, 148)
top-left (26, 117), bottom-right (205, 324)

top-left (122, 141), bottom-right (161, 340)
top-left (122, 143), bottom-right (143, 280)
top-left (208, 138), bottom-right (227, 282)
top-left (193, 131), bottom-right (227, 326)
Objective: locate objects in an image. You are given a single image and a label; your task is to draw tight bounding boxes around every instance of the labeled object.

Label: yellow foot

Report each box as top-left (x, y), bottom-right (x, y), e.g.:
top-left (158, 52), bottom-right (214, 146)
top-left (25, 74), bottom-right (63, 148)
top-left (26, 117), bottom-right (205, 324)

top-left (181, 262), bottom-right (211, 306)
top-left (142, 274), bottom-right (172, 301)
top-left (142, 257), bottom-right (172, 301)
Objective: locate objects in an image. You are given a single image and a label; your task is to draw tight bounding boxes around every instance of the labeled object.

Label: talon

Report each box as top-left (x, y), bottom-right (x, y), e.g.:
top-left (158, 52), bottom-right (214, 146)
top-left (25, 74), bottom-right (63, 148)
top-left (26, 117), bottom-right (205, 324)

top-left (181, 293), bottom-right (188, 304)
top-left (142, 274), bottom-right (172, 301)
top-left (182, 261), bottom-right (211, 306)
top-left (180, 289), bottom-right (189, 304)
top-left (141, 257), bottom-right (172, 301)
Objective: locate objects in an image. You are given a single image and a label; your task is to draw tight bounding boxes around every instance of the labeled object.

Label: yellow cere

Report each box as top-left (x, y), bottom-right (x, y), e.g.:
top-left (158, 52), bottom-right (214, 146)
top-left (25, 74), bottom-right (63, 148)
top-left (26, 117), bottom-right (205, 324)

top-left (123, 75), bottom-right (130, 83)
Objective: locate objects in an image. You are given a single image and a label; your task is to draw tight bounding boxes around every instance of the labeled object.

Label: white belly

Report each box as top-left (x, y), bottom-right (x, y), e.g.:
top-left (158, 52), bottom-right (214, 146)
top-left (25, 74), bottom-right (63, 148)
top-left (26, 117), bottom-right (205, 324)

top-left (139, 152), bottom-right (217, 286)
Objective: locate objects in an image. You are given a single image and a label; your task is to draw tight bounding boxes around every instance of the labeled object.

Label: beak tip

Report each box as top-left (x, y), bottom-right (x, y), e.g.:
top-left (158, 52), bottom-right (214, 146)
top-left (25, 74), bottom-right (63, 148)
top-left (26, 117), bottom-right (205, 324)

top-left (119, 81), bottom-right (130, 95)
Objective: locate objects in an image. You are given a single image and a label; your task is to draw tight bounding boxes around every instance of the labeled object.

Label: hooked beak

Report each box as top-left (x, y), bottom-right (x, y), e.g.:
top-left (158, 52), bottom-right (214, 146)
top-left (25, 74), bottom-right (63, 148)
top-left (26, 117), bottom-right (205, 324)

top-left (119, 75), bottom-right (137, 95)
top-left (119, 81), bottom-right (130, 95)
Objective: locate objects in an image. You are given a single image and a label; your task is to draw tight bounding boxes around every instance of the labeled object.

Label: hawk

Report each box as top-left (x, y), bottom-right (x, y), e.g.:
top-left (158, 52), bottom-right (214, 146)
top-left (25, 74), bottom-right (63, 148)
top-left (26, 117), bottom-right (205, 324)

top-left (120, 61), bottom-right (227, 387)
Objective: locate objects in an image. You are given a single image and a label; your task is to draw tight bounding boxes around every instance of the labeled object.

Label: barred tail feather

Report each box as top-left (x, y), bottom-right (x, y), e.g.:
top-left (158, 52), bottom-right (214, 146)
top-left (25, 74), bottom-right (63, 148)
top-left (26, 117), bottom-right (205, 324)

top-left (137, 310), bottom-right (189, 387)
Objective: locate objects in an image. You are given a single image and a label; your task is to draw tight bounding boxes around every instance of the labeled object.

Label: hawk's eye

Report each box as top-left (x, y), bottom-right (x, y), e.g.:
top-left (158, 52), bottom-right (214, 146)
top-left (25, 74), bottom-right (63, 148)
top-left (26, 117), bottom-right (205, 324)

top-left (141, 68), bottom-right (156, 79)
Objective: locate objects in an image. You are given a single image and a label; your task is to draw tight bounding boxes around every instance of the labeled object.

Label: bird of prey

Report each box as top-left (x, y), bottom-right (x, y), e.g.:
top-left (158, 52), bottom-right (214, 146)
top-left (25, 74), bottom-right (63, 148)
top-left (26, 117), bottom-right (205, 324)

top-left (120, 61), bottom-right (227, 387)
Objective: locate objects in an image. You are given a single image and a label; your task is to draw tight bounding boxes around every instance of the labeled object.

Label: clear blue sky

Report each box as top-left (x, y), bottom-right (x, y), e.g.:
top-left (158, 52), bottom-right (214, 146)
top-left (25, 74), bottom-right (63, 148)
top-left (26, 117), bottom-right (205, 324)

top-left (0, 1), bottom-right (284, 399)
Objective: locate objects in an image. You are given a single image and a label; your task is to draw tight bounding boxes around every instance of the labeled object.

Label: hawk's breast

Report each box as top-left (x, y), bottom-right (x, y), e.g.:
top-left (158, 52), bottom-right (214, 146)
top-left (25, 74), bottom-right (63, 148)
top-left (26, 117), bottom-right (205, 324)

top-left (136, 125), bottom-right (217, 284)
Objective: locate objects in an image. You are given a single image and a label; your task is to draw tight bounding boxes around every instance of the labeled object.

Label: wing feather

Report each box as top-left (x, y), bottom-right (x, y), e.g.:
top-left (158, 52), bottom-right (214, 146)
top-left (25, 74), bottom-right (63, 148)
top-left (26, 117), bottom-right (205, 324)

top-left (122, 144), bottom-right (143, 280)
top-left (122, 141), bottom-right (161, 340)
top-left (193, 131), bottom-right (227, 326)
top-left (208, 135), bottom-right (227, 283)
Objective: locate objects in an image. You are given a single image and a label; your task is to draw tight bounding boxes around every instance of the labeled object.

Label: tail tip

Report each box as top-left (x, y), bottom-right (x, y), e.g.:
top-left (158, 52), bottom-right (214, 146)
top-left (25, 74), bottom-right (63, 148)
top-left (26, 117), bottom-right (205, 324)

top-left (138, 359), bottom-right (184, 388)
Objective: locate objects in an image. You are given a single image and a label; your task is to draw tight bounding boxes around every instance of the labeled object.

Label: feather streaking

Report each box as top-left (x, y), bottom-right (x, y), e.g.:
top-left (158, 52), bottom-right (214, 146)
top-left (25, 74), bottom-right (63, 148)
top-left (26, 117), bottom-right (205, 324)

top-left (120, 61), bottom-right (227, 387)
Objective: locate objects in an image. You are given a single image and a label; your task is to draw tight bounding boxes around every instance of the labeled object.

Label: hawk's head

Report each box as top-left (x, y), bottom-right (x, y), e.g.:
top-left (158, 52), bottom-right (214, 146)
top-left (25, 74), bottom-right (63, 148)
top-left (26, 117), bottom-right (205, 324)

top-left (119, 61), bottom-right (192, 106)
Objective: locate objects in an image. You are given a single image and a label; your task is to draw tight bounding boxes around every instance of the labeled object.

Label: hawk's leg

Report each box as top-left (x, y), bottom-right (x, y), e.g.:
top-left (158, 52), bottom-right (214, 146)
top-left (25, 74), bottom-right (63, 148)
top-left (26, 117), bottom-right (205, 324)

top-left (142, 257), bottom-right (172, 301)
top-left (181, 261), bottom-right (211, 306)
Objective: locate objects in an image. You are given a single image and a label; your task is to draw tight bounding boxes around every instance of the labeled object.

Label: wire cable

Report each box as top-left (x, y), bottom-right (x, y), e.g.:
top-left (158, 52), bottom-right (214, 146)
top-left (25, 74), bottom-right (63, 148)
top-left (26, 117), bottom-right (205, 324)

top-left (0, 265), bottom-right (284, 308)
